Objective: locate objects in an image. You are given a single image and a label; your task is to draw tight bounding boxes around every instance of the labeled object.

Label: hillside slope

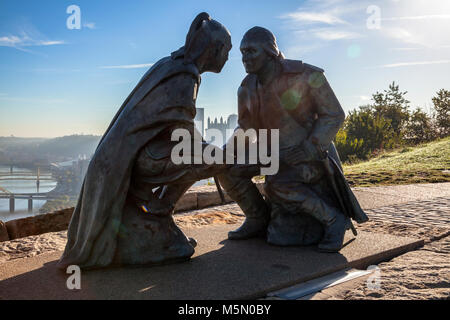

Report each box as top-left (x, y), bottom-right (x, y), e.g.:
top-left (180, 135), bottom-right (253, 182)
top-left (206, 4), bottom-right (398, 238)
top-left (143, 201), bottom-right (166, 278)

top-left (343, 137), bottom-right (450, 187)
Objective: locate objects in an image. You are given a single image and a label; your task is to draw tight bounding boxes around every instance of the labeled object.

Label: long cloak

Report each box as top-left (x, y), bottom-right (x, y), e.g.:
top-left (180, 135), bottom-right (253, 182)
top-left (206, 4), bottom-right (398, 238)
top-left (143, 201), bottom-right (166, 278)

top-left (57, 56), bottom-right (200, 269)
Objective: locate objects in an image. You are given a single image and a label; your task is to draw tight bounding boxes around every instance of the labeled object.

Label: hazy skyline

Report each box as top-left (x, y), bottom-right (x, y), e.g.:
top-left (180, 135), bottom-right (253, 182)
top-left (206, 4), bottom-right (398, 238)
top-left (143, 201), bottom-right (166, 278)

top-left (1, 0), bottom-right (450, 137)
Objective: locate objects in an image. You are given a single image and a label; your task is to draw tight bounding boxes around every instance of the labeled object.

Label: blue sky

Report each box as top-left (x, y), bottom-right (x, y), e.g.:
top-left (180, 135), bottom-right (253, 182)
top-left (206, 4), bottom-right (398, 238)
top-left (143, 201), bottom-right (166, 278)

top-left (1, 0), bottom-right (449, 137)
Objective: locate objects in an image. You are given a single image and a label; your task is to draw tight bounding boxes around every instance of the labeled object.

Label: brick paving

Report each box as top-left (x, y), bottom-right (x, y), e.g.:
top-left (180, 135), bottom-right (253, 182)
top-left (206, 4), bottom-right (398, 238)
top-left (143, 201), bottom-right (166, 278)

top-left (176, 196), bottom-right (450, 240)
top-left (335, 236), bottom-right (450, 300)
top-left (178, 193), bottom-right (450, 300)
top-left (365, 197), bottom-right (450, 228)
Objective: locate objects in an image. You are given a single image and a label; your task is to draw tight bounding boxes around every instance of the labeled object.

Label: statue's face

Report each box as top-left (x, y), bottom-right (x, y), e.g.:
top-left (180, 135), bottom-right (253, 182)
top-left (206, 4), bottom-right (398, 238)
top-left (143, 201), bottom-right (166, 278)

top-left (213, 37), bottom-right (232, 73)
top-left (240, 40), bottom-right (270, 74)
top-left (203, 34), bottom-right (232, 73)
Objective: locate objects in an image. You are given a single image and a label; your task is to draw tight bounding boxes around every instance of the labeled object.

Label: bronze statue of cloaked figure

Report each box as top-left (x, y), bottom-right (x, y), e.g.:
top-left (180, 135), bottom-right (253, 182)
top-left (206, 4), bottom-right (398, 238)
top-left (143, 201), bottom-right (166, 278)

top-left (219, 27), bottom-right (368, 252)
top-left (57, 13), bottom-right (232, 270)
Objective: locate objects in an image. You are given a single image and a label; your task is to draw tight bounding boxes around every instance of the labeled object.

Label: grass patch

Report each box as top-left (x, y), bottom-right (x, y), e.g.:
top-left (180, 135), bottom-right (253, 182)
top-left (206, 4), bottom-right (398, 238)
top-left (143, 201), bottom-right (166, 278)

top-left (343, 137), bottom-right (450, 187)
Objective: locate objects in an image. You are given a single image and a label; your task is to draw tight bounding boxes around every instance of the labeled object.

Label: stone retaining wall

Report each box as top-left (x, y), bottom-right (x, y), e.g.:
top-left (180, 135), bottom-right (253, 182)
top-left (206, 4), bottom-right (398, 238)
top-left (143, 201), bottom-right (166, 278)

top-left (0, 183), bottom-right (264, 242)
top-left (0, 221), bottom-right (8, 242)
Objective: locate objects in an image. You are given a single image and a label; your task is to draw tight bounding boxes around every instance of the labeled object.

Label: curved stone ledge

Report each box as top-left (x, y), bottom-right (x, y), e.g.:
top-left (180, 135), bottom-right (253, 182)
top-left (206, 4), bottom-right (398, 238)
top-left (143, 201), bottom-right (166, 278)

top-left (0, 183), bottom-right (264, 242)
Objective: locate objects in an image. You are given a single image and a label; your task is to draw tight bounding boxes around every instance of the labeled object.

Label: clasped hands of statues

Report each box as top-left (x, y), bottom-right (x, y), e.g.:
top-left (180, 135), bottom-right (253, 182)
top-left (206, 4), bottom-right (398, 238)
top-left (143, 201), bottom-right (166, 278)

top-left (226, 139), bottom-right (326, 177)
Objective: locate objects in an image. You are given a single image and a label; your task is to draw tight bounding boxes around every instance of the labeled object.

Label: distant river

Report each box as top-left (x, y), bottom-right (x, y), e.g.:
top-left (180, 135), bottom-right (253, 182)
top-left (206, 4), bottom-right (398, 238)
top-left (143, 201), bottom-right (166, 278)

top-left (0, 165), bottom-right (57, 222)
top-left (0, 164), bottom-right (212, 222)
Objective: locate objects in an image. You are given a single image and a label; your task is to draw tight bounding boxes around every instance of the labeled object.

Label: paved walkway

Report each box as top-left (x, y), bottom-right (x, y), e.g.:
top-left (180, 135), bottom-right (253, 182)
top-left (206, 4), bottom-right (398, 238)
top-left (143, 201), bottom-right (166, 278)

top-left (262, 183), bottom-right (450, 300)
top-left (175, 183), bottom-right (450, 300)
top-left (351, 183), bottom-right (450, 209)
top-left (315, 236), bottom-right (450, 300)
top-left (364, 197), bottom-right (449, 230)
top-left (0, 182), bottom-right (449, 299)
top-left (0, 227), bottom-right (422, 299)
top-left (178, 183), bottom-right (450, 239)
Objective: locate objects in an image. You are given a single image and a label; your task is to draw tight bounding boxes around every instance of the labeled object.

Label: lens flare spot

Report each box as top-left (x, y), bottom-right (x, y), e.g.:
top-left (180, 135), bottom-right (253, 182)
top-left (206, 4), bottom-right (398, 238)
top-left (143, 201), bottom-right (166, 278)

top-left (141, 205), bottom-right (149, 213)
top-left (281, 89), bottom-right (302, 110)
top-left (308, 72), bottom-right (325, 89)
top-left (347, 44), bottom-right (361, 59)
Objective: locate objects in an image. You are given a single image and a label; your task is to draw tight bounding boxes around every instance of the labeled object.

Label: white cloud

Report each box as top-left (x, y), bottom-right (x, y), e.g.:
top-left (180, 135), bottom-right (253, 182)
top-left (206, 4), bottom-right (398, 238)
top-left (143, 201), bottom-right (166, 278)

top-left (0, 34), bottom-right (65, 48)
top-left (283, 43), bottom-right (325, 58)
top-left (389, 45), bottom-right (450, 51)
top-left (83, 22), bottom-right (96, 30)
top-left (374, 60), bottom-right (450, 68)
top-left (389, 47), bottom-right (422, 51)
top-left (0, 36), bottom-right (22, 46)
top-left (377, 2), bottom-right (450, 48)
top-left (279, 11), bottom-right (347, 25)
top-left (343, 94), bottom-right (371, 102)
top-left (99, 63), bottom-right (154, 69)
top-left (312, 29), bottom-right (362, 40)
top-left (382, 21), bottom-right (449, 48)
top-left (382, 15), bottom-right (450, 21)
top-left (279, 0), bottom-right (450, 51)
top-left (37, 40), bottom-right (65, 46)
top-left (383, 27), bottom-right (424, 46)
top-left (278, 0), bottom-right (366, 48)
top-left (279, 0), bottom-right (366, 26)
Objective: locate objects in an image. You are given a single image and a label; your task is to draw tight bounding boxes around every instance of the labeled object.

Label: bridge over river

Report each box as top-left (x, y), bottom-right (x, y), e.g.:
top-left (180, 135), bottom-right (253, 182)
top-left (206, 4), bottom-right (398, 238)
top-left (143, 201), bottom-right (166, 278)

top-left (0, 166), bottom-right (53, 190)
top-left (0, 166), bottom-right (58, 214)
top-left (0, 192), bottom-right (66, 213)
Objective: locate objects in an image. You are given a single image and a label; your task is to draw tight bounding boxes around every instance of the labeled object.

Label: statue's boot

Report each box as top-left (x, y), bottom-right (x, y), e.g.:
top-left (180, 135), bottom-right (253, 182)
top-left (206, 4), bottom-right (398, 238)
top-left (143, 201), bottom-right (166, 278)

top-left (315, 208), bottom-right (348, 253)
top-left (298, 198), bottom-right (348, 252)
top-left (228, 215), bottom-right (269, 240)
top-left (227, 184), bottom-right (270, 240)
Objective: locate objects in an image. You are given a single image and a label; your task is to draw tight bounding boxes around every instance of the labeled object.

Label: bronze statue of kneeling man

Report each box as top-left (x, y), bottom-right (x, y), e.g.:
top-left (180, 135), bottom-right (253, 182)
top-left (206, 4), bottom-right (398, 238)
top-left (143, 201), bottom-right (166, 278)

top-left (218, 27), bottom-right (368, 252)
top-left (57, 13), bottom-right (232, 270)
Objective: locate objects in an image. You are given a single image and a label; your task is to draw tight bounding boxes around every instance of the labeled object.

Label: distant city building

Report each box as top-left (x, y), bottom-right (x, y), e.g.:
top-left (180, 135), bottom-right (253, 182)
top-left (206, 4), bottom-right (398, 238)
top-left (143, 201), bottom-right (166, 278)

top-left (206, 114), bottom-right (238, 146)
top-left (227, 114), bottom-right (238, 130)
top-left (194, 107), bottom-right (205, 137)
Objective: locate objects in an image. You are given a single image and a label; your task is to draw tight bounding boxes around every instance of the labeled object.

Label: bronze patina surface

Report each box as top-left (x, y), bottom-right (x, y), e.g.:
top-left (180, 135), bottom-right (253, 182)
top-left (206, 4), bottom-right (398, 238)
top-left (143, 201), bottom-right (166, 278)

top-left (57, 13), bottom-right (232, 269)
top-left (219, 27), bottom-right (368, 252)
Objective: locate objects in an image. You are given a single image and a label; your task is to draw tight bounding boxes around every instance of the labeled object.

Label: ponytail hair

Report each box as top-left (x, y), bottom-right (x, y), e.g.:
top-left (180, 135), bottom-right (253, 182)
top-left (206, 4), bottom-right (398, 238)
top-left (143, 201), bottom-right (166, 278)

top-left (171, 12), bottom-right (212, 62)
top-left (185, 12), bottom-right (211, 48)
